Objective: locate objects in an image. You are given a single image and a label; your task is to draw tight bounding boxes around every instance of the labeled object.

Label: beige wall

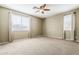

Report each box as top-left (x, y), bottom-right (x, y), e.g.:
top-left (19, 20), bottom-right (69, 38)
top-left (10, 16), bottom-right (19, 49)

top-left (11, 12), bottom-right (42, 40)
top-left (0, 7), bottom-right (9, 42)
top-left (12, 16), bottom-right (42, 40)
top-left (31, 17), bottom-right (42, 37)
top-left (75, 9), bottom-right (79, 42)
top-left (0, 6), bottom-right (79, 43)
top-left (0, 7), bottom-right (42, 42)
top-left (12, 31), bottom-right (29, 40)
top-left (43, 14), bottom-right (64, 39)
top-left (43, 8), bottom-right (79, 41)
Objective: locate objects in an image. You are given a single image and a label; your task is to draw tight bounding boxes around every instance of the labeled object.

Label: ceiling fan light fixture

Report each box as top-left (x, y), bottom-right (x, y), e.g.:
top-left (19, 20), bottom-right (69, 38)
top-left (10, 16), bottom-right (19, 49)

top-left (33, 4), bottom-right (50, 14)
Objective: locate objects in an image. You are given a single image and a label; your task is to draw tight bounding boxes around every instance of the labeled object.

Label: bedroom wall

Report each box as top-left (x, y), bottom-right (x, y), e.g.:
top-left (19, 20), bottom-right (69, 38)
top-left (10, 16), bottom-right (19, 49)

top-left (43, 14), bottom-right (64, 39)
top-left (43, 8), bottom-right (79, 41)
top-left (31, 17), bottom-right (42, 38)
top-left (0, 7), bottom-right (42, 42)
top-left (0, 6), bottom-right (79, 42)
top-left (75, 8), bottom-right (79, 42)
top-left (0, 7), bottom-right (9, 42)
top-left (12, 16), bottom-right (42, 40)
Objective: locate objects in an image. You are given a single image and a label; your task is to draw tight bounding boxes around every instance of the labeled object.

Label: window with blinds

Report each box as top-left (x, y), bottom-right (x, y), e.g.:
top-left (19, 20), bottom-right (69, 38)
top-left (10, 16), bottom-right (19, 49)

top-left (64, 14), bottom-right (72, 31)
top-left (11, 13), bottom-right (30, 31)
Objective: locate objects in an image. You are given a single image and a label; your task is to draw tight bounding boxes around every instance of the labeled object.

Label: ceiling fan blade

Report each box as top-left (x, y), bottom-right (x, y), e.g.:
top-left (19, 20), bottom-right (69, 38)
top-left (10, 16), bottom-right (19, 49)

top-left (35, 10), bottom-right (40, 13)
top-left (40, 6), bottom-right (43, 9)
top-left (42, 4), bottom-right (46, 8)
top-left (42, 11), bottom-right (44, 14)
top-left (43, 9), bottom-right (50, 11)
top-left (40, 4), bottom-right (46, 9)
top-left (33, 7), bottom-right (39, 9)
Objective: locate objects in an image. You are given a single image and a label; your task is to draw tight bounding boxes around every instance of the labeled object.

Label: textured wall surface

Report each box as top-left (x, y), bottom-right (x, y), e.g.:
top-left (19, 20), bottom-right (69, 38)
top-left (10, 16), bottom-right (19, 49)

top-left (31, 17), bottom-right (42, 37)
top-left (43, 14), bottom-right (64, 39)
top-left (0, 7), bottom-right (42, 42)
top-left (75, 9), bottom-right (79, 42)
top-left (0, 7), bottom-right (9, 42)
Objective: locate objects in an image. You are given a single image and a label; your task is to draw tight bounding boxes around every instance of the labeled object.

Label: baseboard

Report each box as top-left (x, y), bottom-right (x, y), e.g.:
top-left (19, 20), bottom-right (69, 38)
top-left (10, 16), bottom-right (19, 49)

top-left (31, 35), bottom-right (43, 38)
top-left (0, 41), bottom-right (9, 45)
top-left (75, 39), bottom-right (79, 42)
top-left (43, 36), bottom-right (63, 40)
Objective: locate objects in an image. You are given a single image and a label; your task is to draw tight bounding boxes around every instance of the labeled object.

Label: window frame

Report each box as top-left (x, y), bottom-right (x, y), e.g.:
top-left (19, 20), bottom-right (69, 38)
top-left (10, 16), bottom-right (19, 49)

top-left (11, 12), bottom-right (30, 32)
top-left (64, 14), bottom-right (72, 31)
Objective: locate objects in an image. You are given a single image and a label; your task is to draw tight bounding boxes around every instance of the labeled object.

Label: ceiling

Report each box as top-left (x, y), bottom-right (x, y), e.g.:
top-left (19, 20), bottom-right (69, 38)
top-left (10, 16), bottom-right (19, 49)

top-left (0, 4), bottom-right (79, 18)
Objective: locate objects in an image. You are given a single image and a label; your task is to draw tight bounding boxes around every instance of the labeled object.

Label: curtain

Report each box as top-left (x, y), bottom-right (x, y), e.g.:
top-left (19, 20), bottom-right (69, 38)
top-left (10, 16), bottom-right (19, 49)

top-left (64, 12), bottom-right (76, 40)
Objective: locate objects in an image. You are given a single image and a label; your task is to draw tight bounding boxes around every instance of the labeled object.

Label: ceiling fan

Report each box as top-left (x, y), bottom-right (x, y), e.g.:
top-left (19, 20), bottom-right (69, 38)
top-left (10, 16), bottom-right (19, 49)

top-left (33, 4), bottom-right (50, 14)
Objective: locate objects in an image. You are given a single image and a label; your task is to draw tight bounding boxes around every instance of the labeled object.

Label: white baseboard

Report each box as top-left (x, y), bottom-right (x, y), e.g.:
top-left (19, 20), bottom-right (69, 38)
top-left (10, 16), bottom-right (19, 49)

top-left (43, 35), bottom-right (63, 40)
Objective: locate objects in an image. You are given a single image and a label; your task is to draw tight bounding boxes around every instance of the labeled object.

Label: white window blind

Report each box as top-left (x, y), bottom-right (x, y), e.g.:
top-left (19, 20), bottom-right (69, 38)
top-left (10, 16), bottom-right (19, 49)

top-left (11, 13), bottom-right (30, 31)
top-left (64, 14), bottom-right (72, 30)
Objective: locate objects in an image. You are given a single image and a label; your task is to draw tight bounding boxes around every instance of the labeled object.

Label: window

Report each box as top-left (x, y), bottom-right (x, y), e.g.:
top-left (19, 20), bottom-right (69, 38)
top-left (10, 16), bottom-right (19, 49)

top-left (64, 14), bottom-right (72, 30)
top-left (11, 13), bottom-right (30, 31)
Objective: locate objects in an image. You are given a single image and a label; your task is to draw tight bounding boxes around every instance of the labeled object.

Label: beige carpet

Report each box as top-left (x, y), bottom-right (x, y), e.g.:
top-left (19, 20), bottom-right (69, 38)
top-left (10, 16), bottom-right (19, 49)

top-left (0, 37), bottom-right (79, 55)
